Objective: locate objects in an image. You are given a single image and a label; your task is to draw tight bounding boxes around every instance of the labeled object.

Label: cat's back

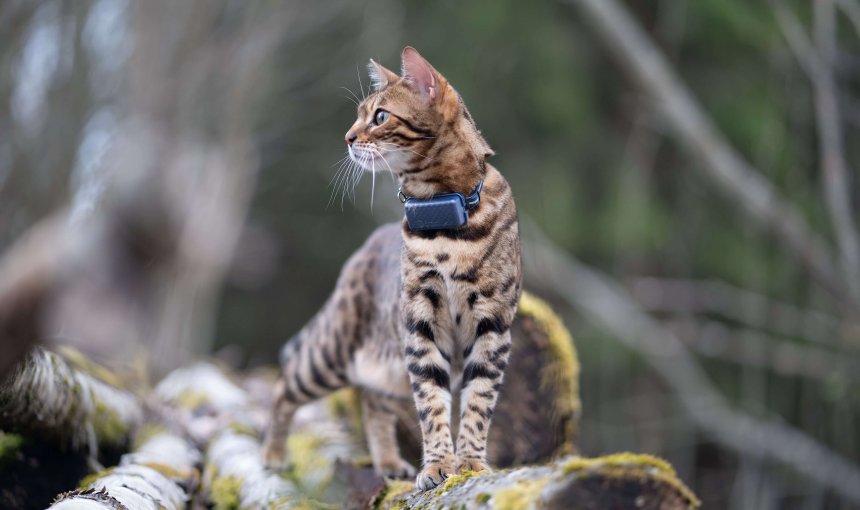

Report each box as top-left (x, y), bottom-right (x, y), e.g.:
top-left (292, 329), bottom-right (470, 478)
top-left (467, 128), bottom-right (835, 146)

top-left (338, 222), bottom-right (402, 294)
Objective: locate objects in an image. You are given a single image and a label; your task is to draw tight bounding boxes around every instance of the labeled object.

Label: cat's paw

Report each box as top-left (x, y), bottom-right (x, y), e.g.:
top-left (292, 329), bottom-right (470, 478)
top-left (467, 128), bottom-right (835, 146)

top-left (376, 457), bottom-right (417, 480)
top-left (261, 441), bottom-right (289, 471)
top-left (455, 458), bottom-right (491, 474)
top-left (415, 460), bottom-right (456, 491)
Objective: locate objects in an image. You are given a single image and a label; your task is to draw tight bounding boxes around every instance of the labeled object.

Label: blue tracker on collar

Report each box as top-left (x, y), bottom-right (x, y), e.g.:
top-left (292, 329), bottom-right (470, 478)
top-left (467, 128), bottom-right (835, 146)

top-left (400, 180), bottom-right (484, 231)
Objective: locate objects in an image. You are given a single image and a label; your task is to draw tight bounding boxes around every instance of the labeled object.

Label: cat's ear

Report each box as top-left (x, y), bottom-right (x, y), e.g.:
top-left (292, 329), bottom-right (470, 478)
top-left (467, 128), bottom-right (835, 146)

top-left (401, 46), bottom-right (438, 99)
top-left (368, 59), bottom-right (399, 91)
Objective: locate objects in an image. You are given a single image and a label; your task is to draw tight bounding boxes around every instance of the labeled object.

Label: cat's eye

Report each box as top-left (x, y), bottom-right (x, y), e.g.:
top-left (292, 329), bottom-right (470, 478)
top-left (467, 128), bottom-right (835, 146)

top-left (373, 109), bottom-right (390, 126)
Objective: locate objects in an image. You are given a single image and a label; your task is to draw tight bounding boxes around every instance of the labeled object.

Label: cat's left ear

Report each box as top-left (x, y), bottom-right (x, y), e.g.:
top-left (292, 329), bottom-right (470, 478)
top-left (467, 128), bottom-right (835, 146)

top-left (401, 46), bottom-right (440, 99)
top-left (368, 59), bottom-right (399, 91)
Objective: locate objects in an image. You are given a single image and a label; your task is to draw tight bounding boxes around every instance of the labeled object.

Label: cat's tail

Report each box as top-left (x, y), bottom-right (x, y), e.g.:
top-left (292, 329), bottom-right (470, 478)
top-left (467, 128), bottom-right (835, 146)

top-left (277, 312), bottom-right (351, 405)
top-left (264, 311), bottom-right (351, 468)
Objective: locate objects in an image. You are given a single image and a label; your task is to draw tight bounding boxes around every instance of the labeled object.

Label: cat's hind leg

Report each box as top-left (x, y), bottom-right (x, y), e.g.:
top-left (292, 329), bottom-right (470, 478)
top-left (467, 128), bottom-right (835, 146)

top-left (262, 377), bottom-right (299, 469)
top-left (361, 391), bottom-right (416, 479)
top-left (262, 324), bottom-right (350, 469)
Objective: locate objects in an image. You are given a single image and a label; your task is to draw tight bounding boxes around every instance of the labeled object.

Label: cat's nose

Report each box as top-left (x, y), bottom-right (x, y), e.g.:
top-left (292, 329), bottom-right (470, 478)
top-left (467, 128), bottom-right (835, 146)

top-left (345, 132), bottom-right (357, 145)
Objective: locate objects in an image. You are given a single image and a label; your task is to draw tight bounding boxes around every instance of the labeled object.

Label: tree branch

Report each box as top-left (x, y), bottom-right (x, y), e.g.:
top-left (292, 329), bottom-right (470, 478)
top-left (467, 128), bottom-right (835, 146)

top-left (773, 0), bottom-right (860, 305)
top-left (569, 0), bottom-right (855, 312)
top-left (629, 277), bottom-right (846, 346)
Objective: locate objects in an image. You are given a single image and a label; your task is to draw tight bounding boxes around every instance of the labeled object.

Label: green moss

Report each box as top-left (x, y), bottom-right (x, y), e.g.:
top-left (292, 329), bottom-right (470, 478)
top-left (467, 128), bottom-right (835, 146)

top-left (92, 399), bottom-right (129, 446)
top-left (0, 432), bottom-right (23, 469)
top-left (57, 346), bottom-right (135, 389)
top-left (562, 452), bottom-right (672, 475)
top-left (561, 453), bottom-right (701, 507)
top-left (228, 421), bottom-right (258, 437)
top-left (79, 467), bottom-right (115, 489)
top-left (475, 492), bottom-right (491, 504)
top-left (211, 475), bottom-right (243, 510)
top-left (287, 500), bottom-right (337, 510)
top-left (175, 389), bottom-right (210, 410)
top-left (438, 469), bottom-right (486, 493)
top-left (0, 432), bottom-right (23, 458)
top-left (326, 388), bottom-right (364, 438)
top-left (517, 292), bottom-right (581, 452)
top-left (142, 462), bottom-right (197, 481)
top-left (372, 480), bottom-right (414, 509)
top-left (492, 478), bottom-right (549, 510)
top-left (131, 424), bottom-right (166, 450)
top-left (287, 432), bottom-right (333, 495)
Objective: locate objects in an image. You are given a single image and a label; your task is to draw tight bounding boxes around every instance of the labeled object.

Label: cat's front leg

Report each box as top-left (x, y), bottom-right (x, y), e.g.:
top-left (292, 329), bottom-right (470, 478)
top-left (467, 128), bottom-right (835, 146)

top-left (403, 308), bottom-right (456, 490)
top-left (455, 317), bottom-right (512, 473)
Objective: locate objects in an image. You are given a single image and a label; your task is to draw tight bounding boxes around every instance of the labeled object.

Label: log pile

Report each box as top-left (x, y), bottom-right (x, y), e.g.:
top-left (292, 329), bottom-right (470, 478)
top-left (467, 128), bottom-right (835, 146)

top-left (0, 294), bottom-right (700, 509)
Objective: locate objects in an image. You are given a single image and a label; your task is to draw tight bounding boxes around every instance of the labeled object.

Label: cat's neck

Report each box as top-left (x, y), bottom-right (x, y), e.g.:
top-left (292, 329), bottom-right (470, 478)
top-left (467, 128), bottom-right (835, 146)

top-left (397, 142), bottom-right (486, 199)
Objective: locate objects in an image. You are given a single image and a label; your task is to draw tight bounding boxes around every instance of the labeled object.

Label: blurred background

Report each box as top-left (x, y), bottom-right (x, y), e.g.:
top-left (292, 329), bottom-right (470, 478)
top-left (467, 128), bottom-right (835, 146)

top-left (2, 0), bottom-right (859, 508)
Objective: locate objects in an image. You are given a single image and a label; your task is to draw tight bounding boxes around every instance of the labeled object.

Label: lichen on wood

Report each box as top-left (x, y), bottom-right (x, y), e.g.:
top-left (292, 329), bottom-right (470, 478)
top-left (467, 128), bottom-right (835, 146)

top-left (374, 453), bottom-right (700, 510)
top-left (49, 430), bottom-right (201, 510)
top-left (0, 347), bottom-right (143, 456)
top-left (155, 362), bottom-right (307, 509)
top-left (515, 291), bottom-right (581, 452)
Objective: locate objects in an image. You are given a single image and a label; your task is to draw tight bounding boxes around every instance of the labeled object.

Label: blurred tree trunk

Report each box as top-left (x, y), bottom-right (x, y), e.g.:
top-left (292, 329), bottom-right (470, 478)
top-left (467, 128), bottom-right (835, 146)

top-left (0, 347), bottom-right (142, 461)
top-left (0, 0), bottom-right (287, 380)
top-left (49, 431), bottom-right (201, 510)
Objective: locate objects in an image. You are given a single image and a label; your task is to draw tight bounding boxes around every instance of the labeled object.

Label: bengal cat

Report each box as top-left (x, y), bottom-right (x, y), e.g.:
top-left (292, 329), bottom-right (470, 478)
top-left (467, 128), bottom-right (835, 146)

top-left (262, 47), bottom-right (522, 491)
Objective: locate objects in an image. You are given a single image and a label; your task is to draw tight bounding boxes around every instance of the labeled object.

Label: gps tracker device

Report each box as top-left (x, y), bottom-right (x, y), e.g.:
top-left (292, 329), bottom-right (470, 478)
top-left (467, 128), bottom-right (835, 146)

top-left (401, 180), bottom-right (484, 231)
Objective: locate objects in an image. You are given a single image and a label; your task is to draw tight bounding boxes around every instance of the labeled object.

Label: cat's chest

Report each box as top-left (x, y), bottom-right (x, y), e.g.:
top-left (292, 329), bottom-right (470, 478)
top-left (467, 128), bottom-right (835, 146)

top-left (402, 241), bottom-right (494, 316)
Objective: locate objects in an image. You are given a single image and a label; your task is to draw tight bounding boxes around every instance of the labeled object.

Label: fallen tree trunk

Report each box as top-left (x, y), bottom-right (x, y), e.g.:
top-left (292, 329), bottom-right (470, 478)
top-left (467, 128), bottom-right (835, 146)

top-left (48, 430), bottom-right (201, 510)
top-left (375, 454), bottom-right (700, 510)
top-left (154, 362), bottom-right (314, 509)
top-left (0, 347), bottom-right (143, 458)
top-left (3, 291), bottom-right (696, 509)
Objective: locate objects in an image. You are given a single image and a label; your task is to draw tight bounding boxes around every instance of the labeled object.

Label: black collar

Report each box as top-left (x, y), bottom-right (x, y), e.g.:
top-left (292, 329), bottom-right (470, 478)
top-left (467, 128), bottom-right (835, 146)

top-left (399, 180), bottom-right (484, 231)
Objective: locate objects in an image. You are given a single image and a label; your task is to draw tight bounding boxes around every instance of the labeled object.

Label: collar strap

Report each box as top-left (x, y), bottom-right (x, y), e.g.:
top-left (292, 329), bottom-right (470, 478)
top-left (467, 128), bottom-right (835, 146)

top-left (398, 180), bottom-right (485, 231)
top-left (397, 180), bottom-right (484, 209)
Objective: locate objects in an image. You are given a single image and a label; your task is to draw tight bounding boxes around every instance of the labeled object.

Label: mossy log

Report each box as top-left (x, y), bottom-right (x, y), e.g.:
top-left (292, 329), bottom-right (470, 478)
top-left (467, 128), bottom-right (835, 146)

top-left (48, 430), bottom-right (201, 510)
top-left (155, 362), bottom-right (376, 509)
top-left (155, 362), bottom-right (328, 509)
top-left (0, 347), bottom-right (143, 456)
top-left (23, 292), bottom-right (696, 509)
top-left (374, 454), bottom-right (700, 510)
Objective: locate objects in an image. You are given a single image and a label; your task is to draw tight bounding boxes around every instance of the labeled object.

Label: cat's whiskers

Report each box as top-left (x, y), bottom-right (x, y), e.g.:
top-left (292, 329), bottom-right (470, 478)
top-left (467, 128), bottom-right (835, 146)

top-left (346, 150), bottom-right (370, 206)
top-left (356, 64), bottom-right (369, 101)
top-left (370, 154), bottom-right (376, 210)
top-left (328, 152), bottom-right (355, 210)
top-left (340, 86), bottom-right (361, 106)
top-left (371, 146), bottom-right (398, 185)
top-left (340, 143), bottom-right (403, 210)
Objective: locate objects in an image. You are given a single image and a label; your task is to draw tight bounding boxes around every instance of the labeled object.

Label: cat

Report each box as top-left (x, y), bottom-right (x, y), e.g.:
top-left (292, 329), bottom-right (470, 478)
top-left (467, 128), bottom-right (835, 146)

top-left (262, 46), bottom-right (522, 491)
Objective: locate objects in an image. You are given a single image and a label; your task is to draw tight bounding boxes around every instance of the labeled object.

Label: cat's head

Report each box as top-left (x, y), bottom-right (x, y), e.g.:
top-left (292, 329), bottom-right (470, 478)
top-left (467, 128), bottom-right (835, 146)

top-left (345, 47), bottom-right (492, 197)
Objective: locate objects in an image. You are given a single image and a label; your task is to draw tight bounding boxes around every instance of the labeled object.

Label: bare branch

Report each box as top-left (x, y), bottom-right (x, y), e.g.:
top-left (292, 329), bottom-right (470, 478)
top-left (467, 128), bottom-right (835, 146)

top-left (773, 0), bottom-right (860, 305)
top-left (568, 0), bottom-right (855, 312)
top-left (836, 0), bottom-right (860, 38)
top-left (665, 318), bottom-right (860, 381)
top-left (630, 277), bottom-right (848, 346)
top-left (521, 218), bottom-right (860, 505)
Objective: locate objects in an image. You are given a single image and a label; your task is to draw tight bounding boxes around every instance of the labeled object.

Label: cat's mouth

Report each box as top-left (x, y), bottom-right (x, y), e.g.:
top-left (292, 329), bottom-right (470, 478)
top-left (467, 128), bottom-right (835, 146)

top-left (347, 144), bottom-right (393, 173)
top-left (331, 143), bottom-right (402, 210)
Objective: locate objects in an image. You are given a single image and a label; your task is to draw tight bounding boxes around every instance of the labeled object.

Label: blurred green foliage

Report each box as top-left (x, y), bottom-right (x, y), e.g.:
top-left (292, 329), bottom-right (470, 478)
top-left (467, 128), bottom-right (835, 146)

top-left (208, 2), bottom-right (860, 506)
top-left (2, 0), bottom-right (859, 507)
